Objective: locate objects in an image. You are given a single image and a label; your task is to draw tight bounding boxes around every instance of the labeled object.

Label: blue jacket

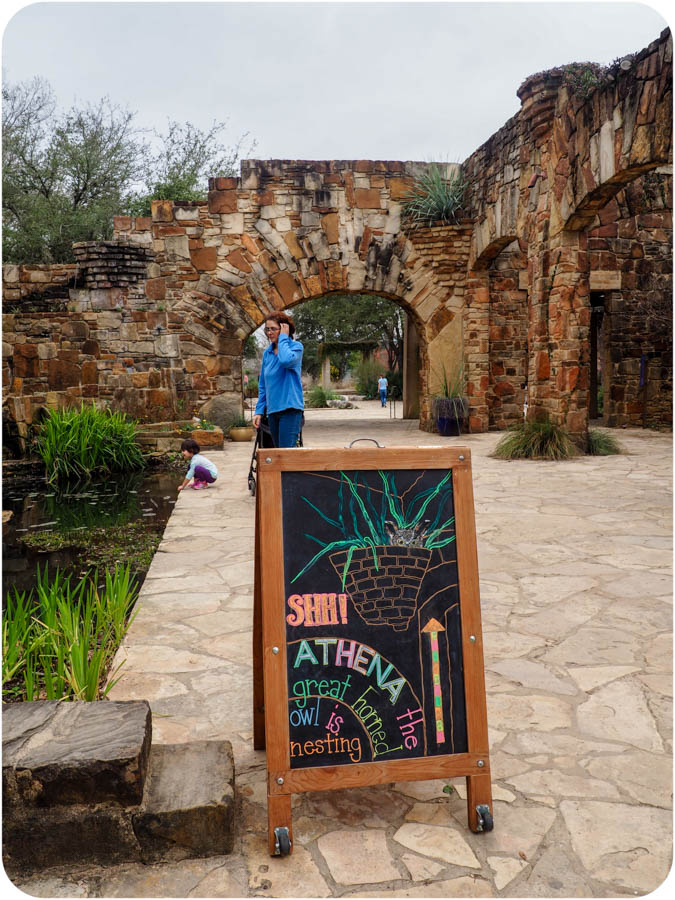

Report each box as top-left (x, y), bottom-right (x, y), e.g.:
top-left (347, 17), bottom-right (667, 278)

top-left (255, 334), bottom-right (304, 415)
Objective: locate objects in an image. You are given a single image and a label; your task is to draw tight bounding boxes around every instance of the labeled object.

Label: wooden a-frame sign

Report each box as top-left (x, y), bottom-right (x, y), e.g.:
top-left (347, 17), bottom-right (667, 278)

top-left (253, 446), bottom-right (493, 856)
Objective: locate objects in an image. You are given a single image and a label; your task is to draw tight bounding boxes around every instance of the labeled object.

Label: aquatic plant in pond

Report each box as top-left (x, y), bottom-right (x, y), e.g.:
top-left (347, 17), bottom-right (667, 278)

top-left (2, 564), bottom-right (138, 702)
top-left (35, 403), bottom-right (145, 484)
top-left (293, 470), bottom-right (456, 588)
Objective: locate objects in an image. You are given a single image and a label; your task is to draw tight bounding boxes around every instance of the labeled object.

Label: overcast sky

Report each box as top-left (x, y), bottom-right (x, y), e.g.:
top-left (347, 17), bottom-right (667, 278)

top-left (2, 1), bottom-right (670, 163)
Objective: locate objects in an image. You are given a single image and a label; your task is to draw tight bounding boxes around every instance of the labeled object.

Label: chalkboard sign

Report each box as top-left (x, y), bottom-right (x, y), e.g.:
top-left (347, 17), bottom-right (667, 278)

top-left (253, 447), bottom-right (492, 857)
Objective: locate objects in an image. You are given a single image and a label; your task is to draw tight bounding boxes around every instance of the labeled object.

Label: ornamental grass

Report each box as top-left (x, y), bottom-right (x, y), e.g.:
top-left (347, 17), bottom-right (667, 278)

top-left (492, 420), bottom-right (579, 460)
top-left (587, 428), bottom-right (623, 455)
top-left (35, 403), bottom-right (145, 484)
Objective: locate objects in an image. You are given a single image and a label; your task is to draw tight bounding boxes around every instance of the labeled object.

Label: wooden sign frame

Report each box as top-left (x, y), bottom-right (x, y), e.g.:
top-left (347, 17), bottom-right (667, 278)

top-left (253, 446), bottom-right (492, 856)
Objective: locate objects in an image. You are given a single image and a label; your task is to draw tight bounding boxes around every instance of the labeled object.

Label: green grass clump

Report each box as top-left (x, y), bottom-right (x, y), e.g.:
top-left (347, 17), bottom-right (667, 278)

top-left (306, 385), bottom-right (338, 408)
top-left (35, 403), bottom-right (146, 484)
top-left (492, 420), bottom-right (579, 460)
top-left (401, 165), bottom-right (467, 229)
top-left (2, 564), bottom-right (138, 702)
top-left (587, 428), bottom-right (623, 455)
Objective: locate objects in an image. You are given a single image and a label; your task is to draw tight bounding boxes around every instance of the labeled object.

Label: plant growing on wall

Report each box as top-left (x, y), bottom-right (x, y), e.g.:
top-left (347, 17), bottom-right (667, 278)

top-left (292, 470), bottom-right (456, 588)
top-left (401, 165), bottom-right (467, 229)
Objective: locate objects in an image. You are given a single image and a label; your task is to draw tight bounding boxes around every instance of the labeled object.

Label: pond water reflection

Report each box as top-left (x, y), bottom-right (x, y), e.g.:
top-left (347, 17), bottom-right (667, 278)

top-left (3, 469), bottom-right (179, 597)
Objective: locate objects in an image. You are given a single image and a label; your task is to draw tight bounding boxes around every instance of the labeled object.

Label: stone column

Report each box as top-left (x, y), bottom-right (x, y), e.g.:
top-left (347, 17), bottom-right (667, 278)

top-left (530, 231), bottom-right (590, 439)
top-left (402, 313), bottom-right (420, 418)
top-left (321, 354), bottom-right (331, 389)
top-left (464, 271), bottom-right (490, 432)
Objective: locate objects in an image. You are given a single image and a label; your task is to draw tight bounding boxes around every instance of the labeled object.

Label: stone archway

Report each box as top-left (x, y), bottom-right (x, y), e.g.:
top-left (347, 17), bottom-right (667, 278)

top-left (115, 162), bottom-right (474, 429)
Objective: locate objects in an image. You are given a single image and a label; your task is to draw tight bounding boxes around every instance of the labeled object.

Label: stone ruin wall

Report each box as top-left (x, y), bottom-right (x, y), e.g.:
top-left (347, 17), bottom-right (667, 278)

top-left (2, 29), bottom-right (671, 437)
top-left (2, 192), bottom-right (474, 434)
top-left (461, 27), bottom-right (672, 431)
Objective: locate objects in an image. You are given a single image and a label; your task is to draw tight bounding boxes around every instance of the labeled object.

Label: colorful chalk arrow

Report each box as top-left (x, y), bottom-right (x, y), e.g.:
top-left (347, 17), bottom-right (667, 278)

top-left (422, 617), bottom-right (446, 745)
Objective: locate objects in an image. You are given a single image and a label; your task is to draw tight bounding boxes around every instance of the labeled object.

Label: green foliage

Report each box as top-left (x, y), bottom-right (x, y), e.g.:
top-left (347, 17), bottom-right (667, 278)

top-left (126, 118), bottom-right (255, 217)
top-left (306, 385), bottom-right (338, 408)
top-left (243, 335), bottom-right (260, 360)
top-left (2, 76), bottom-right (255, 262)
top-left (35, 404), bottom-right (146, 484)
top-left (228, 415), bottom-right (251, 428)
top-left (435, 362), bottom-right (465, 399)
top-left (2, 564), bottom-right (138, 702)
top-left (356, 358), bottom-right (383, 399)
top-left (401, 165), bottom-right (467, 229)
top-left (492, 420), bottom-right (578, 460)
top-left (293, 293), bottom-right (404, 378)
top-left (355, 361), bottom-right (401, 400)
top-left (21, 521), bottom-right (162, 573)
top-left (293, 471), bottom-right (456, 588)
top-left (587, 429), bottom-right (623, 456)
top-left (3, 78), bottom-right (142, 263)
top-left (561, 62), bottom-right (607, 99)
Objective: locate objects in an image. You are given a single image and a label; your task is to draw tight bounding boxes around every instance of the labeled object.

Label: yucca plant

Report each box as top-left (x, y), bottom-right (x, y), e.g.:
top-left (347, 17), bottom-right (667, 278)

top-left (492, 420), bottom-right (579, 460)
top-left (401, 165), bottom-right (467, 229)
top-left (587, 428), bottom-right (623, 455)
top-left (35, 403), bottom-right (146, 484)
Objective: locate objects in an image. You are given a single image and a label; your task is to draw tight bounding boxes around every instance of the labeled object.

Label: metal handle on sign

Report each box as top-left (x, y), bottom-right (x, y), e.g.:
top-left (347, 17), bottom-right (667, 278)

top-left (344, 438), bottom-right (384, 449)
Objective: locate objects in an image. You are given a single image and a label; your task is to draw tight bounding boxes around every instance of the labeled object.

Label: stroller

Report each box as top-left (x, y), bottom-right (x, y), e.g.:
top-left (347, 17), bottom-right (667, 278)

top-left (247, 414), bottom-right (304, 496)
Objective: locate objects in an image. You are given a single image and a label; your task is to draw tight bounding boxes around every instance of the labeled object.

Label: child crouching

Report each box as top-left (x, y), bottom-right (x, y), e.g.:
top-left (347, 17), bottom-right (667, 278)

top-left (178, 439), bottom-right (218, 491)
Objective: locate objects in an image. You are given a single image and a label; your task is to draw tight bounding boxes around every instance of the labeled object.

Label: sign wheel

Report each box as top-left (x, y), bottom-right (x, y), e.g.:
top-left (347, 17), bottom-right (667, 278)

top-left (274, 826), bottom-right (292, 856)
top-left (474, 804), bottom-right (494, 832)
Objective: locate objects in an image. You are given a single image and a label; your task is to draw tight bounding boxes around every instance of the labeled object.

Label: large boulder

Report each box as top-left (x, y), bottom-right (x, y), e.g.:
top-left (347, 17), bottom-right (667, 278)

top-left (198, 392), bottom-right (242, 430)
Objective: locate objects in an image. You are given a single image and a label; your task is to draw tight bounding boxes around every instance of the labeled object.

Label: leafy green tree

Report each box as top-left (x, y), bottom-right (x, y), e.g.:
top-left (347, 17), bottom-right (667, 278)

top-left (2, 76), bottom-right (256, 262)
top-left (3, 77), bottom-right (143, 263)
top-left (292, 294), bottom-right (404, 378)
top-left (127, 119), bottom-right (256, 217)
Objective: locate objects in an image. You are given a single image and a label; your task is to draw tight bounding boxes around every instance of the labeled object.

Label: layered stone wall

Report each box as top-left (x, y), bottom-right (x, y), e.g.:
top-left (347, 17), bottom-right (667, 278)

top-left (461, 27), bottom-right (672, 432)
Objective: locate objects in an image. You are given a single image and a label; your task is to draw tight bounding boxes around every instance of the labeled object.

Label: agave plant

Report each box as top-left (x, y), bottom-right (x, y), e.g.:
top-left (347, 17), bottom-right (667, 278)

top-left (401, 165), bottom-right (467, 229)
top-left (292, 470), bottom-right (456, 587)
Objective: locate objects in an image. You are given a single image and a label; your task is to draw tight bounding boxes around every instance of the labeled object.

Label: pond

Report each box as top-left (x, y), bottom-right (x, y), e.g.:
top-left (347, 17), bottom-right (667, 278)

top-left (2, 467), bottom-right (179, 599)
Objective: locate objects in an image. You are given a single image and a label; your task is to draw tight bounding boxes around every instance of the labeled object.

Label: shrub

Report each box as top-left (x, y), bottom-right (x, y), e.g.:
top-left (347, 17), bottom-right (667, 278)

top-left (492, 420), bottom-right (578, 460)
top-left (587, 428), bottom-right (623, 455)
top-left (35, 403), bottom-right (145, 483)
top-left (306, 385), bottom-right (338, 408)
top-left (401, 165), bottom-right (467, 229)
top-left (2, 564), bottom-right (138, 702)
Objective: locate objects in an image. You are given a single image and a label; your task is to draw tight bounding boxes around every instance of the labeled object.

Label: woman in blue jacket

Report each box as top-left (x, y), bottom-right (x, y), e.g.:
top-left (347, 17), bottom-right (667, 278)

top-left (253, 312), bottom-right (304, 448)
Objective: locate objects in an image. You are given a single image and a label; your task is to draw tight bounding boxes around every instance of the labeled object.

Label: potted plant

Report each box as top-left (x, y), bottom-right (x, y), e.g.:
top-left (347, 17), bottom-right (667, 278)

top-left (291, 470), bottom-right (457, 631)
top-left (431, 365), bottom-right (468, 437)
top-left (228, 415), bottom-right (254, 442)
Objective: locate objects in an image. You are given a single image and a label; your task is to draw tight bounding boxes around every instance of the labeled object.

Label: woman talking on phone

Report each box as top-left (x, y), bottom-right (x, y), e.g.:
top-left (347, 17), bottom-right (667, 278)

top-left (253, 312), bottom-right (304, 448)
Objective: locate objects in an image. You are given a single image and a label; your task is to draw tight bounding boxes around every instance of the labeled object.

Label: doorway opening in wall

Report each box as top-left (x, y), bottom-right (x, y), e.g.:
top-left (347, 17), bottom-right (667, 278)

top-left (589, 291), bottom-right (606, 422)
top-left (245, 294), bottom-right (419, 431)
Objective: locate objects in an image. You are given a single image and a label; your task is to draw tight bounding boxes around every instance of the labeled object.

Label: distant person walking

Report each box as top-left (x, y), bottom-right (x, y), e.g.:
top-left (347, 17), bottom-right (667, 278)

top-left (253, 312), bottom-right (304, 448)
top-left (378, 375), bottom-right (388, 407)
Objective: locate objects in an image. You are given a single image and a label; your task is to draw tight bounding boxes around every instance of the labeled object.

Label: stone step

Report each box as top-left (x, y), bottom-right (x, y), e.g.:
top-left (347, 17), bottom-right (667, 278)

top-left (2, 700), bottom-right (152, 809)
top-left (133, 741), bottom-right (235, 863)
top-left (3, 740), bottom-right (235, 875)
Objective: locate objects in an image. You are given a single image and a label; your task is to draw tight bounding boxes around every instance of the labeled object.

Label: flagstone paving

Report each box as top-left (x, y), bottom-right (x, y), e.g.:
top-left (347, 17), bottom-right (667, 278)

top-left (10, 403), bottom-right (672, 898)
